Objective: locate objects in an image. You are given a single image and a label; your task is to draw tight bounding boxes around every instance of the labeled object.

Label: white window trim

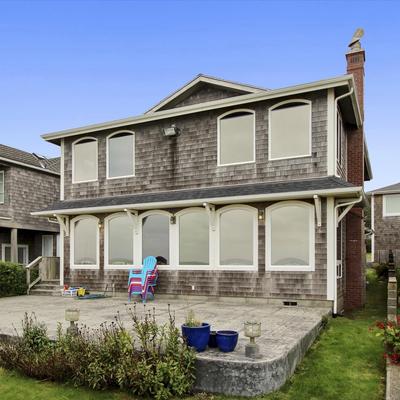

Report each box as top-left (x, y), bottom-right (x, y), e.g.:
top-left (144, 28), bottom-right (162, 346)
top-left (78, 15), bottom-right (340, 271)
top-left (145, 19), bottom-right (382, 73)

top-left (0, 170), bottom-right (4, 204)
top-left (217, 109), bottom-right (256, 167)
top-left (265, 200), bottom-right (315, 272)
top-left (106, 130), bottom-right (136, 180)
top-left (138, 210), bottom-right (172, 269)
top-left (104, 212), bottom-right (135, 270)
top-left (215, 205), bottom-right (258, 271)
top-left (1, 243), bottom-right (29, 265)
top-left (70, 215), bottom-right (100, 269)
top-left (72, 137), bottom-right (98, 184)
top-left (42, 235), bottom-right (54, 257)
top-left (383, 194), bottom-right (400, 217)
top-left (268, 99), bottom-right (312, 161)
top-left (174, 207), bottom-right (212, 269)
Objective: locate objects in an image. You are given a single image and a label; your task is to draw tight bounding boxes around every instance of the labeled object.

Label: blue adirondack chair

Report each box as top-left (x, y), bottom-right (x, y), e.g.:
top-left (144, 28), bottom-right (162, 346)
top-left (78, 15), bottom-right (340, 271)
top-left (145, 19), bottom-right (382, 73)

top-left (128, 256), bottom-right (158, 303)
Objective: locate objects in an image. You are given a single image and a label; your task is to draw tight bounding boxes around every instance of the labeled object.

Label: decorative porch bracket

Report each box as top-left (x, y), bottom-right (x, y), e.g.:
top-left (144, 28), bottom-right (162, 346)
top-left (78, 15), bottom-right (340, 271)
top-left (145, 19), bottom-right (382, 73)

top-left (313, 195), bottom-right (322, 228)
top-left (336, 196), bottom-right (363, 226)
top-left (54, 214), bottom-right (70, 237)
top-left (124, 209), bottom-right (139, 233)
top-left (203, 202), bottom-right (216, 231)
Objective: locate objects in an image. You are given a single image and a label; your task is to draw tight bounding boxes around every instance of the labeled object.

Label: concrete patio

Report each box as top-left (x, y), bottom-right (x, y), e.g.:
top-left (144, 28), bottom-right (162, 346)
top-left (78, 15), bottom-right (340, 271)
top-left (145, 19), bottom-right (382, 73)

top-left (0, 295), bottom-right (330, 396)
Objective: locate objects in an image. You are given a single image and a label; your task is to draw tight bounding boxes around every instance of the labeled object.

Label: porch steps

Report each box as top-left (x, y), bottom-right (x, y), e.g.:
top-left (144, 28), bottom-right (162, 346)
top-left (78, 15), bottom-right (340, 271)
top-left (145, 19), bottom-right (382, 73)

top-left (30, 280), bottom-right (62, 296)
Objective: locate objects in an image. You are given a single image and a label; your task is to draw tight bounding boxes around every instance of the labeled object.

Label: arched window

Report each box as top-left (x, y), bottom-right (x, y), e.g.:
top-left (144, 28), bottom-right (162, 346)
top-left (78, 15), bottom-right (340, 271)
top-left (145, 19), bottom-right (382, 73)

top-left (71, 216), bottom-right (99, 268)
top-left (266, 201), bottom-right (315, 271)
top-left (179, 209), bottom-right (209, 265)
top-left (269, 100), bottom-right (311, 160)
top-left (105, 213), bottom-right (134, 267)
top-left (142, 212), bottom-right (170, 264)
top-left (218, 206), bottom-right (257, 266)
top-left (107, 131), bottom-right (135, 178)
top-left (72, 137), bottom-right (98, 183)
top-left (218, 109), bottom-right (255, 166)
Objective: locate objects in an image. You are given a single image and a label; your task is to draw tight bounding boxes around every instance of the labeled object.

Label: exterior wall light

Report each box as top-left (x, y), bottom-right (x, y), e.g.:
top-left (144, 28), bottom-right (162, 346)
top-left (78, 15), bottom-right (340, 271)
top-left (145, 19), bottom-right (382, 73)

top-left (170, 215), bottom-right (176, 224)
top-left (244, 321), bottom-right (261, 358)
top-left (65, 308), bottom-right (80, 335)
top-left (258, 210), bottom-right (264, 221)
top-left (162, 125), bottom-right (180, 137)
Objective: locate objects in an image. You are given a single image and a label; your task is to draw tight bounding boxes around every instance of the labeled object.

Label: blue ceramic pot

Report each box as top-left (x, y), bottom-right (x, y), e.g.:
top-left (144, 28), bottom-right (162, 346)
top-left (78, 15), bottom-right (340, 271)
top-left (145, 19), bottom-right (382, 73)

top-left (181, 323), bottom-right (211, 352)
top-left (216, 330), bottom-right (239, 352)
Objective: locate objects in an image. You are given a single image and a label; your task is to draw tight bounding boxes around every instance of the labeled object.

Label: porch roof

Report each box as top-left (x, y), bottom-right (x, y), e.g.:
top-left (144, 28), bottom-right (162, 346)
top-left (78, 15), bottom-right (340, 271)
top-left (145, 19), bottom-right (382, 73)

top-left (32, 176), bottom-right (363, 216)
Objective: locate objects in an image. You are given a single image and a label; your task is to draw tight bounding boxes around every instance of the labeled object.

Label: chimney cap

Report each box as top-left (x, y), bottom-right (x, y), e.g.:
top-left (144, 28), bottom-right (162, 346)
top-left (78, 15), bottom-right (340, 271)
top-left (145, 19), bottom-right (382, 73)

top-left (348, 28), bottom-right (364, 52)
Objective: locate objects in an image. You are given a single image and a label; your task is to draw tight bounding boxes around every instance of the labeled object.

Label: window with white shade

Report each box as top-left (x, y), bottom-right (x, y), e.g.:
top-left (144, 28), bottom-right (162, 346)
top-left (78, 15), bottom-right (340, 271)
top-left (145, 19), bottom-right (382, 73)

top-left (269, 101), bottom-right (311, 160)
top-left (179, 210), bottom-right (209, 265)
top-left (219, 207), bottom-right (256, 266)
top-left (142, 213), bottom-right (170, 263)
top-left (71, 216), bottom-right (99, 267)
top-left (107, 131), bottom-right (135, 178)
top-left (218, 110), bottom-right (255, 166)
top-left (0, 171), bottom-right (4, 203)
top-left (383, 194), bottom-right (400, 217)
top-left (72, 138), bottom-right (98, 183)
top-left (106, 214), bottom-right (134, 267)
top-left (266, 202), bottom-right (314, 271)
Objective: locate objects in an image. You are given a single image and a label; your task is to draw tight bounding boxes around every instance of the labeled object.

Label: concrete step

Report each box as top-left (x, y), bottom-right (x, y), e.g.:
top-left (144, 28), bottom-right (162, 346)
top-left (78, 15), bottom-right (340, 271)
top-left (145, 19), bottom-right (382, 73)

top-left (30, 288), bottom-right (62, 296)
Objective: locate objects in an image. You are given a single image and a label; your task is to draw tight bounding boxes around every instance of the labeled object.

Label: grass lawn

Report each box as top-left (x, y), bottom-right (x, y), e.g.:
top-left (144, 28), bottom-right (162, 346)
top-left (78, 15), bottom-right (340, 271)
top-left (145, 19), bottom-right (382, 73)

top-left (0, 269), bottom-right (386, 400)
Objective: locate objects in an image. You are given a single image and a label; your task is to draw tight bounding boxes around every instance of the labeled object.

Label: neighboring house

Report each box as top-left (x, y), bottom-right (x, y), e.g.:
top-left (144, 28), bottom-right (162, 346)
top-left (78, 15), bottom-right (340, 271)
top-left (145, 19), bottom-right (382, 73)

top-left (33, 35), bottom-right (371, 314)
top-left (369, 183), bottom-right (400, 264)
top-left (0, 144), bottom-right (60, 265)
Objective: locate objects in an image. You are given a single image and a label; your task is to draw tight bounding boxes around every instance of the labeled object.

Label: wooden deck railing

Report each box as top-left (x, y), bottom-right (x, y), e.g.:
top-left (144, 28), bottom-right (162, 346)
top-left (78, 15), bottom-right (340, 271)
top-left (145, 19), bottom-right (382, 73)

top-left (25, 256), bottom-right (42, 295)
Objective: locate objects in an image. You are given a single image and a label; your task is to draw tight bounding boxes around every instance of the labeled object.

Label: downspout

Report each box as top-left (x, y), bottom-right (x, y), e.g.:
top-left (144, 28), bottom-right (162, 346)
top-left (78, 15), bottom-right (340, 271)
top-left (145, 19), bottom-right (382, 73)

top-left (334, 88), bottom-right (354, 175)
top-left (333, 195), bottom-right (363, 315)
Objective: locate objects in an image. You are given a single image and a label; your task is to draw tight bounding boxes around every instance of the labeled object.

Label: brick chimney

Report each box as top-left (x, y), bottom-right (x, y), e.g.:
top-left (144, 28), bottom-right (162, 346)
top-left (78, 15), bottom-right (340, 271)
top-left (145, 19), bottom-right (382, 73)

top-left (345, 29), bottom-right (366, 311)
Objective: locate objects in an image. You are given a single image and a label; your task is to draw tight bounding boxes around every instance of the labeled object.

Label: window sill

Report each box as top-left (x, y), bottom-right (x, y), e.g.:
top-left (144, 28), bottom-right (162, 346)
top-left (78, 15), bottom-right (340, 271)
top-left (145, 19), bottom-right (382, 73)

top-left (72, 179), bottom-right (98, 184)
top-left (217, 160), bottom-right (256, 167)
top-left (268, 154), bottom-right (312, 162)
top-left (106, 174), bottom-right (135, 180)
top-left (70, 265), bottom-right (99, 270)
top-left (266, 265), bottom-right (315, 272)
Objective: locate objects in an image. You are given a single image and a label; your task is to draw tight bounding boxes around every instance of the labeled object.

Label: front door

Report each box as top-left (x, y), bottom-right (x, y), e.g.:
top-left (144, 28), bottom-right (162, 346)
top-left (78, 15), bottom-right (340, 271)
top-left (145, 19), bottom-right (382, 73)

top-left (42, 235), bottom-right (54, 257)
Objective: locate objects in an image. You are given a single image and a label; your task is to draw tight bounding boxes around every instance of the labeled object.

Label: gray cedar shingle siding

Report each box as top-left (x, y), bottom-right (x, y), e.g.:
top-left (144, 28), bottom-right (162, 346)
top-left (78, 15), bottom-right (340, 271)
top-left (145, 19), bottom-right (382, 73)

top-left (63, 90), bottom-right (328, 202)
top-left (63, 199), bottom-right (328, 301)
top-left (0, 164), bottom-right (60, 232)
top-left (373, 194), bottom-right (400, 263)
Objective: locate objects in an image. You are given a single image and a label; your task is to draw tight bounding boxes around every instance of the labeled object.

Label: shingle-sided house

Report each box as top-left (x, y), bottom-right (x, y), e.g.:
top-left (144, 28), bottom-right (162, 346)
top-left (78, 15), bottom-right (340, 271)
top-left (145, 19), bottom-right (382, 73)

top-left (0, 144), bottom-right (60, 264)
top-left (33, 36), bottom-right (372, 314)
top-left (369, 183), bottom-right (400, 264)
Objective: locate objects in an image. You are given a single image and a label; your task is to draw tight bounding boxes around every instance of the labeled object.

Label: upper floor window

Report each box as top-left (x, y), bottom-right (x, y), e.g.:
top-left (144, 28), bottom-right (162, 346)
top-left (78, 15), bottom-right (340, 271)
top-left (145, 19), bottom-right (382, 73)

top-left (266, 201), bottom-right (314, 271)
top-left (218, 110), bottom-right (255, 166)
top-left (107, 131), bottom-right (135, 179)
top-left (71, 215), bottom-right (99, 268)
top-left (0, 171), bottom-right (4, 203)
top-left (72, 138), bottom-right (98, 183)
top-left (383, 194), bottom-right (400, 217)
top-left (269, 100), bottom-right (312, 160)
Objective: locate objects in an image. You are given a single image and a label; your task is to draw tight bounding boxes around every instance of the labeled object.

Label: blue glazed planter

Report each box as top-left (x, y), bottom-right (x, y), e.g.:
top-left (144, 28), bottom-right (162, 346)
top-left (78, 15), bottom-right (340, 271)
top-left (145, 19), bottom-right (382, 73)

top-left (181, 323), bottom-right (211, 352)
top-left (216, 330), bottom-right (239, 352)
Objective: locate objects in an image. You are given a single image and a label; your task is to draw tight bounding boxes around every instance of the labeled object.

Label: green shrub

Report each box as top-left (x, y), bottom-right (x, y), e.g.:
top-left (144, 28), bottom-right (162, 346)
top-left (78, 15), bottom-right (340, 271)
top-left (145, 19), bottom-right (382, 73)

top-left (0, 308), bottom-right (196, 400)
top-left (373, 263), bottom-right (389, 279)
top-left (0, 261), bottom-right (26, 297)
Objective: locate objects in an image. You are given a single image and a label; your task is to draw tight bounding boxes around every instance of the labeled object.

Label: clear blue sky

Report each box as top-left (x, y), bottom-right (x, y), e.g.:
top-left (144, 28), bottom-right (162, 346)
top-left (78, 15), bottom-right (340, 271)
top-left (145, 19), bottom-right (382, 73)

top-left (0, 0), bottom-right (399, 191)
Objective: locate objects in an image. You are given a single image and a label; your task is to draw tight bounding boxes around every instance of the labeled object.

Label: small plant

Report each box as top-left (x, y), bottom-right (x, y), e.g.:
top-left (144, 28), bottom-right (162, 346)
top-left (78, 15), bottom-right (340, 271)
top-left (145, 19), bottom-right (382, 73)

top-left (0, 261), bottom-right (27, 297)
top-left (373, 320), bottom-right (400, 364)
top-left (184, 309), bottom-right (202, 327)
top-left (0, 308), bottom-right (195, 400)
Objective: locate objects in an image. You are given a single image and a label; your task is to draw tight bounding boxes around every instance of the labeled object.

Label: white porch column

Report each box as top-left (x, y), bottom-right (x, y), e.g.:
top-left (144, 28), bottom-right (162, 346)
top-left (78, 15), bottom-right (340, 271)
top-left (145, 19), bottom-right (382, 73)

top-left (326, 198), bottom-right (336, 308)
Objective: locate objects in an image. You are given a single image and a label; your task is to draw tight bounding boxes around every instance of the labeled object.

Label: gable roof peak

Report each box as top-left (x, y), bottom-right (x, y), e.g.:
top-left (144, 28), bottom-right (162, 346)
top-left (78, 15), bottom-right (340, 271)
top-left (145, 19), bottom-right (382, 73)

top-left (145, 74), bottom-right (269, 114)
